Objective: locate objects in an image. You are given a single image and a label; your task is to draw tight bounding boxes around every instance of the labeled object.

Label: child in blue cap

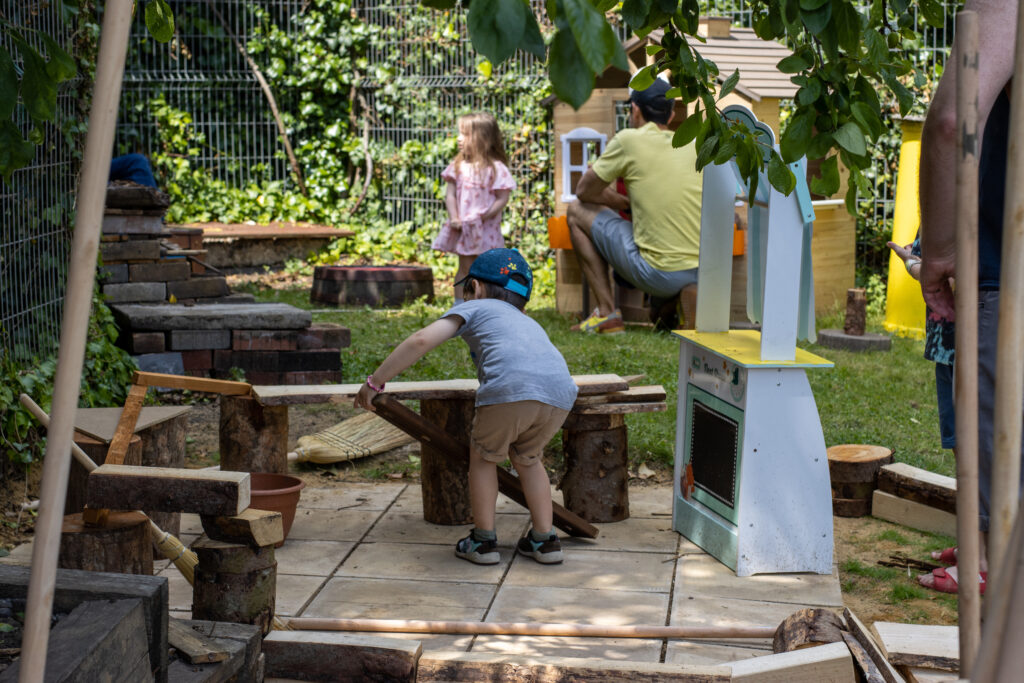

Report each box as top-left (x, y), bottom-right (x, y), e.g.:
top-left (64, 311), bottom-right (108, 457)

top-left (355, 248), bottom-right (578, 564)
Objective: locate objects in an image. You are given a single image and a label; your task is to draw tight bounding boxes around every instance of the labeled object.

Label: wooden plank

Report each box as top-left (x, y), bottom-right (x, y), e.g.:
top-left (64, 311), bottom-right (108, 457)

top-left (263, 631), bottom-right (421, 683)
top-left (843, 609), bottom-right (906, 683)
top-left (573, 385), bottom-right (667, 405)
top-left (200, 508), bottom-right (284, 548)
top-left (574, 401), bottom-right (667, 415)
top-left (370, 393), bottom-right (599, 538)
top-left (842, 632), bottom-right (886, 683)
top-left (415, 650), bottom-right (731, 682)
top-left (877, 463), bottom-right (957, 514)
top-left (104, 383), bottom-right (148, 466)
top-left (873, 622), bottom-right (959, 673)
top-left (729, 641), bottom-right (855, 682)
top-left (86, 464), bottom-right (250, 516)
top-left (900, 667), bottom-right (960, 683)
top-left (253, 374), bottom-right (630, 405)
top-left (167, 617), bottom-right (230, 664)
top-left (133, 370), bottom-right (252, 395)
top-left (871, 491), bottom-right (957, 537)
top-left (73, 405), bottom-right (192, 443)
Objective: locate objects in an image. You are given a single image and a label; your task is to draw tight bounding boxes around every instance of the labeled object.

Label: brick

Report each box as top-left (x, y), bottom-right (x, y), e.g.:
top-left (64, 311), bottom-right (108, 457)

top-left (236, 371), bottom-right (283, 385)
top-left (166, 276), bottom-right (229, 300)
top-left (98, 264), bottom-right (129, 284)
top-left (282, 370), bottom-right (343, 385)
top-left (225, 351), bottom-right (280, 372)
top-left (181, 349), bottom-right (213, 371)
top-left (129, 260), bottom-right (190, 283)
top-left (100, 240), bottom-right (162, 262)
top-left (102, 282), bottom-right (166, 304)
top-left (111, 302), bottom-right (310, 331)
top-left (127, 332), bottom-right (165, 354)
top-left (167, 329), bottom-right (231, 351)
top-left (213, 349), bottom-right (233, 371)
top-left (297, 322), bottom-right (351, 350)
top-left (102, 213), bottom-right (165, 235)
top-left (278, 350), bottom-right (341, 372)
top-left (232, 330), bottom-right (299, 351)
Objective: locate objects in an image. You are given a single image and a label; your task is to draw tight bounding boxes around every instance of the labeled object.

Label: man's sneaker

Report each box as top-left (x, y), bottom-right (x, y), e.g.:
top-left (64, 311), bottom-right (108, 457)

top-left (571, 309), bottom-right (625, 335)
top-left (516, 532), bottom-right (564, 564)
top-left (455, 533), bottom-right (500, 565)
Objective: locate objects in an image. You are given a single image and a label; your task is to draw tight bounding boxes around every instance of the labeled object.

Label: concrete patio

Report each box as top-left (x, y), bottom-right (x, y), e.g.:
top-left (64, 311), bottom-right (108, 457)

top-left (2, 482), bottom-right (843, 667)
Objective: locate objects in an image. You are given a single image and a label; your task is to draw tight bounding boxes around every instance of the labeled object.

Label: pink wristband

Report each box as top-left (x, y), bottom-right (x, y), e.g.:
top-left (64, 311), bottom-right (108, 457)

top-left (366, 376), bottom-right (385, 393)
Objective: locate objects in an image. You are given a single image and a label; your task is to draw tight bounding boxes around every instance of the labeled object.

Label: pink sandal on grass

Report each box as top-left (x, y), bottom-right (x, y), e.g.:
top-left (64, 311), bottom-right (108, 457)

top-left (931, 547), bottom-right (958, 565)
top-left (919, 567), bottom-right (986, 595)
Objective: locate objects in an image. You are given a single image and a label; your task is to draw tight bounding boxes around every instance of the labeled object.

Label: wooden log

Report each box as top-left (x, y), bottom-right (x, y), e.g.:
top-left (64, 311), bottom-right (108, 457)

top-left (263, 631), bottom-right (422, 683)
top-left (730, 642), bottom-right (855, 683)
top-left (59, 510), bottom-right (153, 575)
top-left (167, 617), bottom-right (229, 664)
top-left (871, 490), bottom-right (958, 537)
top-left (559, 413), bottom-right (629, 522)
top-left (172, 619), bottom-right (262, 683)
top-left (832, 497), bottom-right (872, 517)
top-left (844, 287), bottom-right (867, 335)
top-left (844, 608), bottom-right (907, 683)
top-left (419, 397), bottom-right (474, 525)
top-left (573, 401), bottom-right (667, 415)
top-left (877, 463), bottom-right (957, 514)
top-left (828, 444), bottom-right (893, 518)
top-left (200, 508), bottom-right (284, 548)
top-left (370, 393), bottom-right (599, 538)
top-left (66, 432), bottom-right (142, 515)
top-left (219, 393), bottom-right (289, 474)
top-left (843, 632), bottom-right (887, 683)
top-left (86, 464), bottom-right (250, 516)
top-left (192, 537), bottom-right (276, 636)
top-left (873, 622), bottom-right (959, 673)
top-left (772, 608), bottom-right (845, 653)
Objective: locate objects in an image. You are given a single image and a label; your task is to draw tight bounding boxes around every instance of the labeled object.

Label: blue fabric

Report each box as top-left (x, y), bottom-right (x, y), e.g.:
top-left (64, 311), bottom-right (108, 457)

top-left (934, 362), bottom-right (955, 449)
top-left (442, 299), bottom-right (578, 411)
top-left (978, 89), bottom-right (1010, 289)
top-left (109, 153), bottom-right (157, 187)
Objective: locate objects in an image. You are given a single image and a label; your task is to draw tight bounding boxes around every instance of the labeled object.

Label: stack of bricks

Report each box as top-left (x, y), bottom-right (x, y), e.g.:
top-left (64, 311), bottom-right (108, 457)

top-left (100, 182), bottom-right (242, 306)
top-left (213, 323), bottom-right (349, 385)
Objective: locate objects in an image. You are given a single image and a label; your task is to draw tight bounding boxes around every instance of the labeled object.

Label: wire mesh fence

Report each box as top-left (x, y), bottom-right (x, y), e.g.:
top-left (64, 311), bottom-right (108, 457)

top-left (0, 9), bottom-right (78, 362)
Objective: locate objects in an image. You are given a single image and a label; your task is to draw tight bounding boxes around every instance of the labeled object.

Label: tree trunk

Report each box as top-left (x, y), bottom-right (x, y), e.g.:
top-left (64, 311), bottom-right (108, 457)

top-left (827, 444), bottom-right (893, 518)
top-left (773, 608), bottom-right (846, 653)
top-left (844, 288), bottom-right (867, 335)
top-left (419, 398), bottom-right (473, 525)
top-left (59, 510), bottom-right (153, 575)
top-left (219, 394), bottom-right (288, 474)
top-left (559, 413), bottom-right (629, 523)
top-left (192, 537), bottom-right (276, 636)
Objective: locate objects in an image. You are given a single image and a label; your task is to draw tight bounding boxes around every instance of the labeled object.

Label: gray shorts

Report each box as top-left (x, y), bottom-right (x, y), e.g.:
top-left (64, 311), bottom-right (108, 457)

top-left (976, 290), bottom-right (1024, 532)
top-left (591, 209), bottom-right (698, 299)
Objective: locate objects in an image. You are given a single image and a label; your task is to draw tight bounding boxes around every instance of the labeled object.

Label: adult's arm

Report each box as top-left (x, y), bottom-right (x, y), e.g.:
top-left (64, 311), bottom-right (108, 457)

top-left (919, 0), bottom-right (1016, 319)
top-left (575, 168), bottom-right (629, 212)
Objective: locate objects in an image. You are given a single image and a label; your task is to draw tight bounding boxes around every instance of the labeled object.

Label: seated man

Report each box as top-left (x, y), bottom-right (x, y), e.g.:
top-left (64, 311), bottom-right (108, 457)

top-left (567, 79), bottom-right (703, 333)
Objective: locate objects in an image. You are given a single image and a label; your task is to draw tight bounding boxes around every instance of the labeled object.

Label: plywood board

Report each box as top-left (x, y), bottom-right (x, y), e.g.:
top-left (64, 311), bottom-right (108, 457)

top-left (729, 641), bottom-right (855, 682)
top-left (73, 405), bottom-right (192, 443)
top-left (871, 491), bottom-right (957, 537)
top-left (873, 622), bottom-right (959, 673)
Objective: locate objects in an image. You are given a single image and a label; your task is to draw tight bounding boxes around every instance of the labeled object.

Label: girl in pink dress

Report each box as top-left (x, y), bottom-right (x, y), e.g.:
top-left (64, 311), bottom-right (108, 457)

top-left (432, 113), bottom-right (516, 303)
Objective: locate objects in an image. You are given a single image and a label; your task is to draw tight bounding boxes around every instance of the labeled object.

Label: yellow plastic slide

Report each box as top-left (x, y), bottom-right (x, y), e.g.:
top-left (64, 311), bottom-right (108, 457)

top-left (883, 118), bottom-right (926, 339)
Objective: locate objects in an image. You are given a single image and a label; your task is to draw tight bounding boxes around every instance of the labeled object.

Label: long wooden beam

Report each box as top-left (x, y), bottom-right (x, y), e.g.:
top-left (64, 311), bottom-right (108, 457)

top-left (370, 393), bottom-right (599, 538)
top-left (133, 370), bottom-right (252, 395)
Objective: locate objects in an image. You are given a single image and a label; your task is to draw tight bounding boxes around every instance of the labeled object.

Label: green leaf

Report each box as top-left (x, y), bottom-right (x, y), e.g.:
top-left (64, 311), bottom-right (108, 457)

top-left (718, 69), bottom-right (739, 99)
top-left (520, 12), bottom-right (546, 58)
top-left (834, 1), bottom-right (861, 56)
top-left (796, 78), bottom-right (821, 106)
top-left (40, 34), bottom-right (77, 82)
top-left (809, 154), bottom-right (840, 196)
top-left (800, 0), bottom-right (829, 9)
top-left (549, 28), bottom-right (594, 109)
top-left (833, 121), bottom-right (867, 156)
top-left (656, 0), bottom-right (678, 11)
top-left (14, 38), bottom-right (57, 123)
top-left (863, 28), bottom-right (887, 65)
top-left (629, 65), bottom-right (656, 91)
top-left (0, 48), bottom-right (17, 120)
top-left (421, 0), bottom-right (457, 8)
top-left (695, 133), bottom-right (718, 170)
top-left (807, 131), bottom-right (834, 159)
top-left (801, 4), bottom-right (831, 35)
top-left (563, 0), bottom-right (612, 74)
top-left (672, 110), bottom-right (704, 147)
top-left (622, 0), bottom-right (652, 28)
top-left (0, 120), bottom-right (36, 182)
top-left (920, 0), bottom-right (945, 28)
top-left (780, 111), bottom-right (813, 163)
top-left (851, 101), bottom-right (882, 139)
top-left (468, 0), bottom-right (527, 65)
top-left (777, 53), bottom-right (812, 74)
top-left (767, 153), bottom-right (796, 194)
top-left (713, 135), bottom-right (738, 165)
top-left (145, 0), bottom-right (175, 43)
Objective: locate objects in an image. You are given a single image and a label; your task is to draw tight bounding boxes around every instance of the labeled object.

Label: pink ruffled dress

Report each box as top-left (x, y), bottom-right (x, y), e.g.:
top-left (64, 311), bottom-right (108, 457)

top-left (432, 160), bottom-right (516, 255)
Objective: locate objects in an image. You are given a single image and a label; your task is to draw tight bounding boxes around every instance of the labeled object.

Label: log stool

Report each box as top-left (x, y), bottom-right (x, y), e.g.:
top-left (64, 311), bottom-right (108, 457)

top-left (219, 394), bottom-right (289, 474)
top-left (827, 444), bottom-right (894, 517)
top-left (559, 413), bottom-right (630, 523)
top-left (192, 536), bottom-right (276, 636)
top-left (66, 432), bottom-right (142, 515)
top-left (419, 398), bottom-right (474, 525)
top-left (59, 510), bottom-right (153, 575)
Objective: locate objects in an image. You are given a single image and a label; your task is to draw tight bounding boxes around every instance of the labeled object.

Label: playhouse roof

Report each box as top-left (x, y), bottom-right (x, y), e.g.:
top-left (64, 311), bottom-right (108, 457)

top-left (624, 27), bottom-right (799, 102)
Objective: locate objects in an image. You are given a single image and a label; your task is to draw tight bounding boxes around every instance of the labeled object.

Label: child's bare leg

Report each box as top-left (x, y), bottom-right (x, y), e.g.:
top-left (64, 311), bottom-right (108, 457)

top-left (454, 254), bottom-right (476, 301)
top-left (468, 449), bottom-right (498, 532)
top-left (512, 457), bottom-right (552, 534)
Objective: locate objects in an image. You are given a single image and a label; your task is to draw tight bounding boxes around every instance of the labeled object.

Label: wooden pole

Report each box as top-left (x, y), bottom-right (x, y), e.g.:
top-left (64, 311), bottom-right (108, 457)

top-left (989, 0), bottom-right (1024, 580)
top-left (953, 10), bottom-right (982, 669)
top-left (284, 617), bottom-right (776, 640)
top-left (18, 2), bottom-right (135, 679)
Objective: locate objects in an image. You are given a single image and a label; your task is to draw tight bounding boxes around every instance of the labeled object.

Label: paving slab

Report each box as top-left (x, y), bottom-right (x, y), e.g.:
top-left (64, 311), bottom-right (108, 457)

top-left (0, 541), bottom-right (33, 566)
top-left (505, 549), bottom-right (675, 592)
top-left (275, 539), bottom-right (354, 576)
top-left (274, 574), bottom-right (328, 616)
top-left (664, 640), bottom-right (772, 666)
top-left (336, 542), bottom-right (508, 583)
top-left (562, 517), bottom-right (679, 553)
top-left (302, 576), bottom-right (494, 623)
top-left (287, 508), bottom-right (379, 542)
top-left (390, 485), bottom-right (526, 515)
top-left (337, 630), bottom-right (472, 652)
top-left (112, 302), bottom-right (312, 331)
top-left (623, 484), bottom-right (675, 518)
top-left (180, 512), bottom-right (203, 535)
top-left (159, 565), bottom-right (194, 612)
top-left (670, 594), bottom-right (805, 648)
top-left (675, 554), bottom-right (843, 607)
top-left (298, 483), bottom-right (404, 511)
top-left (365, 511), bottom-right (528, 546)
top-left (470, 634), bottom-right (665, 662)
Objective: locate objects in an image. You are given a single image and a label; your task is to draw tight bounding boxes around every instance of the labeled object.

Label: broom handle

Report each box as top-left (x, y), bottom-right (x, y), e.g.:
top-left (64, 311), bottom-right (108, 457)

top-left (284, 617), bottom-right (775, 640)
top-left (20, 394), bottom-right (100, 473)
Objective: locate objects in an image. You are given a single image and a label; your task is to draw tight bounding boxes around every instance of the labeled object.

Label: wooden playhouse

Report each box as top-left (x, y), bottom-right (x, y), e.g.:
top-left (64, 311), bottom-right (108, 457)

top-left (550, 17), bottom-right (856, 323)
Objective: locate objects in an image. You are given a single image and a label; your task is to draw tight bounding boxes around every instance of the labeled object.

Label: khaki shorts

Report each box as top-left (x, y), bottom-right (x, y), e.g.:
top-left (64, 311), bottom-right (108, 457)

top-left (471, 401), bottom-right (569, 465)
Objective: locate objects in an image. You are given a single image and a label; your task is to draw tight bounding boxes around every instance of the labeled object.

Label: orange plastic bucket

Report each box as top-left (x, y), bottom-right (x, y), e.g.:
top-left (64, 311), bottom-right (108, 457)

top-left (547, 215), bottom-right (573, 250)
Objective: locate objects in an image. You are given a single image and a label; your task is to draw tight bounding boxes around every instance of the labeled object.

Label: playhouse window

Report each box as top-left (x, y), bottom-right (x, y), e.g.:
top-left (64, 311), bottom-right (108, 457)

top-left (560, 127), bottom-right (606, 202)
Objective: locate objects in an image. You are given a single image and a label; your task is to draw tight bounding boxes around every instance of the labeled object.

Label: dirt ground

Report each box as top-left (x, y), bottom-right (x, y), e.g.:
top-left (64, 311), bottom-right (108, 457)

top-left (0, 397), bottom-right (960, 628)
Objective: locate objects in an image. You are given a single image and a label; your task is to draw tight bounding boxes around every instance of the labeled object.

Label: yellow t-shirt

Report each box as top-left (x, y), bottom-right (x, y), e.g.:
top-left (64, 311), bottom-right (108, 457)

top-left (591, 122), bottom-right (703, 271)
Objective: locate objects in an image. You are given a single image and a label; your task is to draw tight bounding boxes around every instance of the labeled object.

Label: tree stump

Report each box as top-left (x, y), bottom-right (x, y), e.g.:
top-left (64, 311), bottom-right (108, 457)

top-left (192, 537), bottom-right (276, 635)
top-left (66, 432), bottom-right (142, 515)
top-left (827, 444), bottom-right (893, 517)
top-left (59, 510), bottom-right (153, 575)
top-left (559, 413), bottom-right (629, 522)
top-left (843, 288), bottom-right (867, 336)
top-left (311, 265), bottom-right (434, 307)
top-left (219, 394), bottom-right (288, 474)
top-left (419, 398), bottom-right (473, 525)
top-left (773, 608), bottom-right (847, 653)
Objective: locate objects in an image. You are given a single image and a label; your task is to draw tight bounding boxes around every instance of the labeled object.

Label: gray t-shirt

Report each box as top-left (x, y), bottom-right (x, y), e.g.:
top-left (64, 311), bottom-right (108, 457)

top-left (443, 299), bottom-right (578, 411)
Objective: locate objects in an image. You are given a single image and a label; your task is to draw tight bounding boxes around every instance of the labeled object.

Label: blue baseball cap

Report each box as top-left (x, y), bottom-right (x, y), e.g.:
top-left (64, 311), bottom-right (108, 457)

top-left (454, 248), bottom-right (533, 300)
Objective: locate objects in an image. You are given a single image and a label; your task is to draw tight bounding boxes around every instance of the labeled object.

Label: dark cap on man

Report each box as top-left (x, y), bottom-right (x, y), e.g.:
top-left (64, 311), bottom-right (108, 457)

top-left (629, 79), bottom-right (674, 123)
top-left (454, 248), bottom-right (533, 299)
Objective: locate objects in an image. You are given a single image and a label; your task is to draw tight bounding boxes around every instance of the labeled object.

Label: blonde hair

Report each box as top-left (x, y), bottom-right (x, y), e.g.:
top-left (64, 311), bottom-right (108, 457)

top-left (454, 113), bottom-right (508, 176)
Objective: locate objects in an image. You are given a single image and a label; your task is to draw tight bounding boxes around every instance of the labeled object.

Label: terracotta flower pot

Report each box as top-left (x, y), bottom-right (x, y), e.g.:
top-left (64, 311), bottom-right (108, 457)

top-left (248, 472), bottom-right (305, 547)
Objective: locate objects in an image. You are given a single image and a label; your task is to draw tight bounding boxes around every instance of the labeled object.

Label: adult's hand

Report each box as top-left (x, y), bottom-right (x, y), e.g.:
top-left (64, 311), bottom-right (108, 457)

top-left (920, 255), bottom-right (956, 321)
